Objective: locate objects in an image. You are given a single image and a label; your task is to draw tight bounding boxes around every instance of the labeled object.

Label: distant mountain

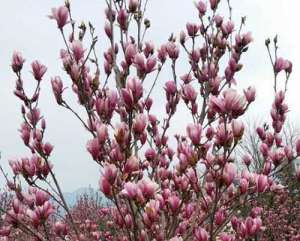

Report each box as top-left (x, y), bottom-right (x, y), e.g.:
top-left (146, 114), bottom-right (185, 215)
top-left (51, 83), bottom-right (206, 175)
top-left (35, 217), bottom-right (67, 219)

top-left (63, 186), bottom-right (107, 207)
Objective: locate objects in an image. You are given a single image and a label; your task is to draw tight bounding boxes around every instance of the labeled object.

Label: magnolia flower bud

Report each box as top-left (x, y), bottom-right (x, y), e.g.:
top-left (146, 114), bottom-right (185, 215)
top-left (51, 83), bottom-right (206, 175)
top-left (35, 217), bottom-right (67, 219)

top-left (196, 1), bottom-right (207, 16)
top-left (51, 76), bottom-right (64, 104)
top-left (194, 228), bottom-right (209, 241)
top-left (244, 86), bottom-right (256, 103)
top-left (257, 174), bottom-right (268, 193)
top-left (223, 163), bottom-right (236, 186)
top-left (104, 21), bottom-right (112, 38)
top-left (43, 142), bottom-right (54, 156)
top-left (117, 8), bottom-right (128, 30)
top-left (209, 0), bottom-right (219, 10)
top-left (99, 178), bottom-right (112, 197)
top-left (231, 119), bottom-right (244, 139)
top-left (12, 51), bottom-right (25, 73)
top-left (129, 0), bottom-right (139, 13)
top-left (240, 178), bottom-right (249, 194)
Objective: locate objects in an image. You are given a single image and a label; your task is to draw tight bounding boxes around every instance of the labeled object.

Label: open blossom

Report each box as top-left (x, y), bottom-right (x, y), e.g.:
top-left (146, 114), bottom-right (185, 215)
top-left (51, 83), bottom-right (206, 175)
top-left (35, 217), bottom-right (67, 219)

top-left (274, 57), bottom-right (292, 73)
top-left (186, 123), bottom-right (202, 145)
top-left (209, 88), bottom-right (246, 118)
top-left (133, 114), bottom-right (147, 134)
top-left (121, 182), bottom-right (139, 199)
top-left (138, 179), bottom-right (158, 199)
top-left (31, 60), bottom-right (47, 81)
top-left (186, 23), bottom-right (200, 37)
top-left (71, 40), bottom-right (85, 62)
top-left (168, 195), bottom-right (181, 213)
top-left (49, 6), bottom-right (69, 29)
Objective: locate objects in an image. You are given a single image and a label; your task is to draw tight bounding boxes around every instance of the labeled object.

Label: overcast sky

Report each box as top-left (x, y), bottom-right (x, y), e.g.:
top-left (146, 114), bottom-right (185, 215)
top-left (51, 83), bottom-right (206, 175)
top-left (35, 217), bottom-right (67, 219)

top-left (0, 0), bottom-right (300, 191)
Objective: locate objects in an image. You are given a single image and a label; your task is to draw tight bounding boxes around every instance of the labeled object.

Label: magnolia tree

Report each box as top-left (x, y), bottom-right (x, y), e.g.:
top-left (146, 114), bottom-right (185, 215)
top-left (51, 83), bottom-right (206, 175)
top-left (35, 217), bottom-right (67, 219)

top-left (1, 0), bottom-right (300, 240)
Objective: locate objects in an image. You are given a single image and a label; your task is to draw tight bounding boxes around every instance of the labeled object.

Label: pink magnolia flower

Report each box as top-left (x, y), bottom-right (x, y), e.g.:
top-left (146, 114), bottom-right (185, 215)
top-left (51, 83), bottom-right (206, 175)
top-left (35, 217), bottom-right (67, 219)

top-left (43, 142), bottom-right (54, 156)
top-left (143, 41), bottom-right (155, 57)
top-left (144, 200), bottom-right (160, 222)
top-left (11, 51), bottom-right (25, 73)
top-left (71, 40), bottom-right (85, 62)
top-left (121, 182), bottom-right (138, 199)
top-left (245, 217), bottom-right (262, 236)
top-left (182, 84), bottom-right (197, 103)
top-left (240, 178), bottom-right (249, 194)
top-left (274, 57), bottom-right (288, 73)
top-left (126, 77), bottom-right (143, 101)
top-left (99, 177), bottom-right (112, 197)
top-left (244, 86), bottom-right (256, 103)
top-left (124, 156), bottom-right (139, 173)
top-left (194, 228), bottom-right (209, 241)
top-left (168, 195), bottom-right (181, 213)
top-left (51, 76), bottom-right (64, 104)
top-left (138, 179), bottom-right (158, 199)
top-left (35, 190), bottom-right (50, 206)
top-left (215, 209), bottom-right (226, 225)
top-left (186, 123), bottom-right (202, 145)
top-left (96, 123), bottom-right (108, 143)
top-left (104, 21), bottom-right (112, 38)
top-left (103, 164), bottom-right (118, 184)
top-left (196, 1), bottom-right (207, 16)
top-left (209, 88), bottom-right (246, 118)
top-left (231, 119), bottom-right (244, 139)
top-left (31, 60), bottom-right (47, 81)
top-left (49, 6), bottom-right (69, 29)
top-left (125, 44), bottom-right (137, 64)
top-left (117, 8), bottom-right (128, 30)
top-left (86, 138), bottom-right (100, 160)
top-left (224, 21), bottom-right (235, 34)
top-left (209, 0), bottom-right (219, 10)
top-left (223, 163), bottom-right (236, 186)
top-left (166, 42), bottom-right (180, 60)
top-left (256, 174), bottom-right (268, 193)
top-left (133, 114), bottom-right (147, 135)
top-left (145, 56), bottom-right (157, 73)
top-left (165, 81), bottom-right (177, 96)
top-left (186, 23), bottom-right (200, 37)
top-left (54, 221), bottom-right (67, 236)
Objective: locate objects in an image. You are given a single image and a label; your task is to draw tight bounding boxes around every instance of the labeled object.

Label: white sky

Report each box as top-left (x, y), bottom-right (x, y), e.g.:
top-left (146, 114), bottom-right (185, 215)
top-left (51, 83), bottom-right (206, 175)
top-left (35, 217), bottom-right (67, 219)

top-left (0, 0), bottom-right (300, 191)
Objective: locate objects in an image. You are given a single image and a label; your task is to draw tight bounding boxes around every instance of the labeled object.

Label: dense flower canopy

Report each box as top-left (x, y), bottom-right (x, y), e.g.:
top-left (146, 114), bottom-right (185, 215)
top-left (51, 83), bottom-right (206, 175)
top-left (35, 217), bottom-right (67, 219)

top-left (0, 0), bottom-right (299, 240)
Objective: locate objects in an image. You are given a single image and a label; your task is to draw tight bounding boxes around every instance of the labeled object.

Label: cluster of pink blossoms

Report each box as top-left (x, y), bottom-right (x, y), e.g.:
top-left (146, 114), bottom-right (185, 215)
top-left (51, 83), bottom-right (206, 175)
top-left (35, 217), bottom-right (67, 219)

top-left (1, 0), bottom-right (300, 240)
